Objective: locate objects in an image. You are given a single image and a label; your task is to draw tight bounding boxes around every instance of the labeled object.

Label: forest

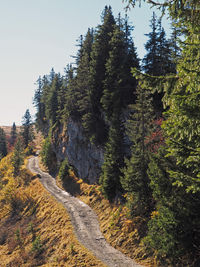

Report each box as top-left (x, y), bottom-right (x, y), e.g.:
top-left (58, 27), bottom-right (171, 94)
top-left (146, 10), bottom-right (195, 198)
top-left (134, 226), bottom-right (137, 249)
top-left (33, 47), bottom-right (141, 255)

top-left (0, 0), bottom-right (200, 266)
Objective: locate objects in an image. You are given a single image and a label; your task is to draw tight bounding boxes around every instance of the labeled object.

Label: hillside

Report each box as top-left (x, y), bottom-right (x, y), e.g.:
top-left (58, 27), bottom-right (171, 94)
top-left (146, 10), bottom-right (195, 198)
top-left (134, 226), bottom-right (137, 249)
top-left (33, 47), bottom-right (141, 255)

top-left (0, 154), bottom-right (106, 267)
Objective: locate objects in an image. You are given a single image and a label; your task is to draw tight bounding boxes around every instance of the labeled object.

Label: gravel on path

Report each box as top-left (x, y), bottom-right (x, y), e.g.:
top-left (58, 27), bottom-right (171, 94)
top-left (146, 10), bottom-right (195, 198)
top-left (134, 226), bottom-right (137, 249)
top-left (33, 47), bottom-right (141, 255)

top-left (28, 155), bottom-right (143, 267)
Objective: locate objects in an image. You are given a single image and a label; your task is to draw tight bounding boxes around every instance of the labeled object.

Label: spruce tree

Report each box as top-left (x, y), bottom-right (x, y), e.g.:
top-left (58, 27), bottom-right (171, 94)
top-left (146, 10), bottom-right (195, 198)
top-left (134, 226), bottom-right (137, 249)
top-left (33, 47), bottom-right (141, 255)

top-left (146, 146), bottom-right (200, 262)
top-left (33, 76), bottom-right (46, 131)
top-left (0, 127), bottom-right (7, 159)
top-left (45, 74), bottom-right (61, 127)
top-left (143, 13), bottom-right (175, 115)
top-left (143, 12), bottom-right (160, 75)
top-left (100, 114), bottom-right (124, 201)
top-left (82, 6), bottom-right (116, 144)
top-left (121, 83), bottom-right (154, 217)
top-left (21, 109), bottom-right (34, 148)
top-left (101, 24), bottom-right (127, 121)
top-left (101, 21), bottom-right (139, 121)
top-left (12, 138), bottom-right (24, 176)
top-left (10, 122), bottom-right (17, 146)
top-left (169, 20), bottom-right (181, 73)
top-left (66, 29), bottom-right (94, 121)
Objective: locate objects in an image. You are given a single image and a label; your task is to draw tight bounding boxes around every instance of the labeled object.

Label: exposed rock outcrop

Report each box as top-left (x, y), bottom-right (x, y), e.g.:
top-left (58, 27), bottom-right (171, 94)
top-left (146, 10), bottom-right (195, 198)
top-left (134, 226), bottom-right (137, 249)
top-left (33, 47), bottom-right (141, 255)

top-left (52, 118), bottom-right (104, 183)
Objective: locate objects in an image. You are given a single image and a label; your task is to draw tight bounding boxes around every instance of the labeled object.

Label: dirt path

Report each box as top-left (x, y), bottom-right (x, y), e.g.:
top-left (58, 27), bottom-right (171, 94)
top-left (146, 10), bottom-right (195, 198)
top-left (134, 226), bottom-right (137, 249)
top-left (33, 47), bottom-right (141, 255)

top-left (28, 155), bottom-right (142, 267)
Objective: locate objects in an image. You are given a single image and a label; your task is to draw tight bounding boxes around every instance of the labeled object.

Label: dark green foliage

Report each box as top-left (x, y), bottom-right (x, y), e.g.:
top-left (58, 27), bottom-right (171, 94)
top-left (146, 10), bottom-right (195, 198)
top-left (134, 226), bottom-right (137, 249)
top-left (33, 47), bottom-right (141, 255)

top-left (40, 136), bottom-right (57, 172)
top-left (21, 109), bottom-right (34, 148)
top-left (146, 147), bottom-right (200, 265)
top-left (58, 158), bottom-right (70, 181)
top-left (121, 83), bottom-right (154, 217)
top-left (12, 138), bottom-right (24, 176)
top-left (10, 122), bottom-right (17, 146)
top-left (101, 22), bottom-right (139, 121)
top-left (142, 13), bottom-right (176, 116)
top-left (66, 29), bottom-right (93, 121)
top-left (33, 77), bottom-right (46, 132)
top-left (81, 6), bottom-right (116, 144)
top-left (100, 116), bottom-right (124, 201)
top-left (32, 235), bottom-right (43, 255)
top-left (45, 74), bottom-right (61, 126)
top-left (0, 127), bottom-right (7, 159)
top-left (143, 12), bottom-right (160, 76)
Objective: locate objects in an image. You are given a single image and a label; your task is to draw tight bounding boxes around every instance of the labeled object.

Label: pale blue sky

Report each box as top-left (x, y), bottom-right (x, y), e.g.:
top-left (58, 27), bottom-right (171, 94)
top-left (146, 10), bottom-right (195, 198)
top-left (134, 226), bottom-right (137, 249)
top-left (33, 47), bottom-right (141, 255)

top-left (0, 0), bottom-right (170, 126)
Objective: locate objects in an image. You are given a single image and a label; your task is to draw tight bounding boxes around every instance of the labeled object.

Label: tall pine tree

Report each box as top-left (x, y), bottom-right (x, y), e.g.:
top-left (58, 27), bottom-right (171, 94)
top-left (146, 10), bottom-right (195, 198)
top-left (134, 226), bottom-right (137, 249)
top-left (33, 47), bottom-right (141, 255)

top-left (21, 109), bottom-right (34, 148)
top-left (121, 82), bottom-right (154, 217)
top-left (0, 128), bottom-right (7, 159)
top-left (82, 6), bottom-right (116, 144)
top-left (10, 122), bottom-right (17, 146)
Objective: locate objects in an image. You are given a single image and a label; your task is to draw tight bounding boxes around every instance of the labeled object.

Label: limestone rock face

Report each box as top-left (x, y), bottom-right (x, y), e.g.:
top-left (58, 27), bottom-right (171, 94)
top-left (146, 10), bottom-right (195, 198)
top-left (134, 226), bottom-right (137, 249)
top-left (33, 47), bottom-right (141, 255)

top-left (52, 118), bottom-right (104, 183)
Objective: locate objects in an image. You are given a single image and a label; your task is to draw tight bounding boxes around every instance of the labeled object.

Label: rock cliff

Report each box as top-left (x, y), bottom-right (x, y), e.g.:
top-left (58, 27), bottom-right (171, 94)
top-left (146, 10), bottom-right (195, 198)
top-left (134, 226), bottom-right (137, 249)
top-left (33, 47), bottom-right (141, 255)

top-left (52, 118), bottom-right (104, 183)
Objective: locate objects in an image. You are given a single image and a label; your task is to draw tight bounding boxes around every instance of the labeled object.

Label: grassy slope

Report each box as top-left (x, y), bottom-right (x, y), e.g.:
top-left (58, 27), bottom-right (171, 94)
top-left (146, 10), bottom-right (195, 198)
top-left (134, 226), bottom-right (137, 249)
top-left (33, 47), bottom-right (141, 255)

top-left (0, 156), bottom-right (105, 267)
top-left (57, 172), bottom-right (155, 267)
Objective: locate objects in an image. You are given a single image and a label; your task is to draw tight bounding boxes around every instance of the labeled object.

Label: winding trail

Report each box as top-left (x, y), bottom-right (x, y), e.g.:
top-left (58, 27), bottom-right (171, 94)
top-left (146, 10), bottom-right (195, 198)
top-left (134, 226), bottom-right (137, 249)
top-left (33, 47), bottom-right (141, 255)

top-left (28, 155), bottom-right (142, 267)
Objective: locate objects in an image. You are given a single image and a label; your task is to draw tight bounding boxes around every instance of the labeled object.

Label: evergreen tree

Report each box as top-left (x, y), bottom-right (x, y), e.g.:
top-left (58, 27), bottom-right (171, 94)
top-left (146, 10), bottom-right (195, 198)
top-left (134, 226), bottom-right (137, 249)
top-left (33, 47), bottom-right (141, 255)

top-left (82, 5), bottom-right (116, 144)
top-left (63, 64), bottom-right (75, 121)
top-left (143, 12), bottom-right (160, 75)
top-left (12, 138), bottom-right (24, 176)
top-left (101, 21), bottom-right (139, 121)
top-left (45, 74), bottom-right (61, 126)
top-left (33, 76), bottom-right (46, 131)
top-left (146, 146), bottom-right (200, 263)
top-left (157, 18), bottom-right (175, 75)
top-left (10, 122), bottom-right (17, 146)
top-left (21, 109), bottom-right (34, 148)
top-left (162, 16), bottom-right (200, 194)
top-left (100, 115), bottom-right (124, 201)
top-left (0, 127), bottom-right (7, 159)
top-left (121, 83), bottom-right (155, 216)
top-left (101, 25), bottom-right (127, 121)
top-left (169, 20), bottom-right (181, 73)
top-left (66, 29), bottom-right (94, 121)
top-left (126, 0), bottom-right (200, 263)
top-left (142, 13), bottom-right (175, 115)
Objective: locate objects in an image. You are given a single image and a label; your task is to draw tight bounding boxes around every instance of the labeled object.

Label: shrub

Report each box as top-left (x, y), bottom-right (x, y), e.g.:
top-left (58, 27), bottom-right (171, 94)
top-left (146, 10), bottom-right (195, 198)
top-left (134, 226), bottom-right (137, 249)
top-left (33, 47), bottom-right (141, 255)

top-left (40, 136), bottom-right (57, 172)
top-left (58, 158), bottom-right (70, 181)
top-left (32, 235), bottom-right (43, 255)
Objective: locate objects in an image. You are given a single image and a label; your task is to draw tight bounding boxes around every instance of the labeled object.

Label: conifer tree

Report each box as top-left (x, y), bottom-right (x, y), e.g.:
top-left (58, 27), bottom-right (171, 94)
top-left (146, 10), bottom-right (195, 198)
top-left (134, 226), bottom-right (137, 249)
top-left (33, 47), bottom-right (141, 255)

top-left (169, 20), bottom-right (181, 73)
top-left (125, 0), bottom-right (200, 262)
top-left (162, 13), bottom-right (200, 194)
top-left (82, 6), bottom-right (116, 144)
top-left (142, 13), bottom-right (175, 115)
top-left (143, 12), bottom-right (160, 75)
top-left (33, 76), bottom-right (46, 131)
top-left (100, 114), bottom-right (124, 201)
top-left (101, 25), bottom-right (127, 121)
top-left (66, 29), bottom-right (94, 121)
top-left (101, 21), bottom-right (139, 121)
top-left (121, 83), bottom-right (154, 217)
top-left (45, 74), bottom-right (61, 126)
top-left (146, 146), bottom-right (200, 262)
top-left (157, 18), bottom-right (174, 75)
top-left (0, 127), bottom-right (7, 159)
top-left (12, 138), bottom-right (24, 176)
top-left (10, 122), bottom-right (17, 146)
top-left (21, 109), bottom-right (34, 148)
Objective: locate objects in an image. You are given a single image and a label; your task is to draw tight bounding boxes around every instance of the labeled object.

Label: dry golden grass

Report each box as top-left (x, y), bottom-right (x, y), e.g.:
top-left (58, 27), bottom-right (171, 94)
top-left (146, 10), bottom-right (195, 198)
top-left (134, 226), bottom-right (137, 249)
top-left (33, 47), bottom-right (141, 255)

top-left (58, 174), bottom-right (155, 267)
top-left (0, 156), bottom-right (106, 267)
